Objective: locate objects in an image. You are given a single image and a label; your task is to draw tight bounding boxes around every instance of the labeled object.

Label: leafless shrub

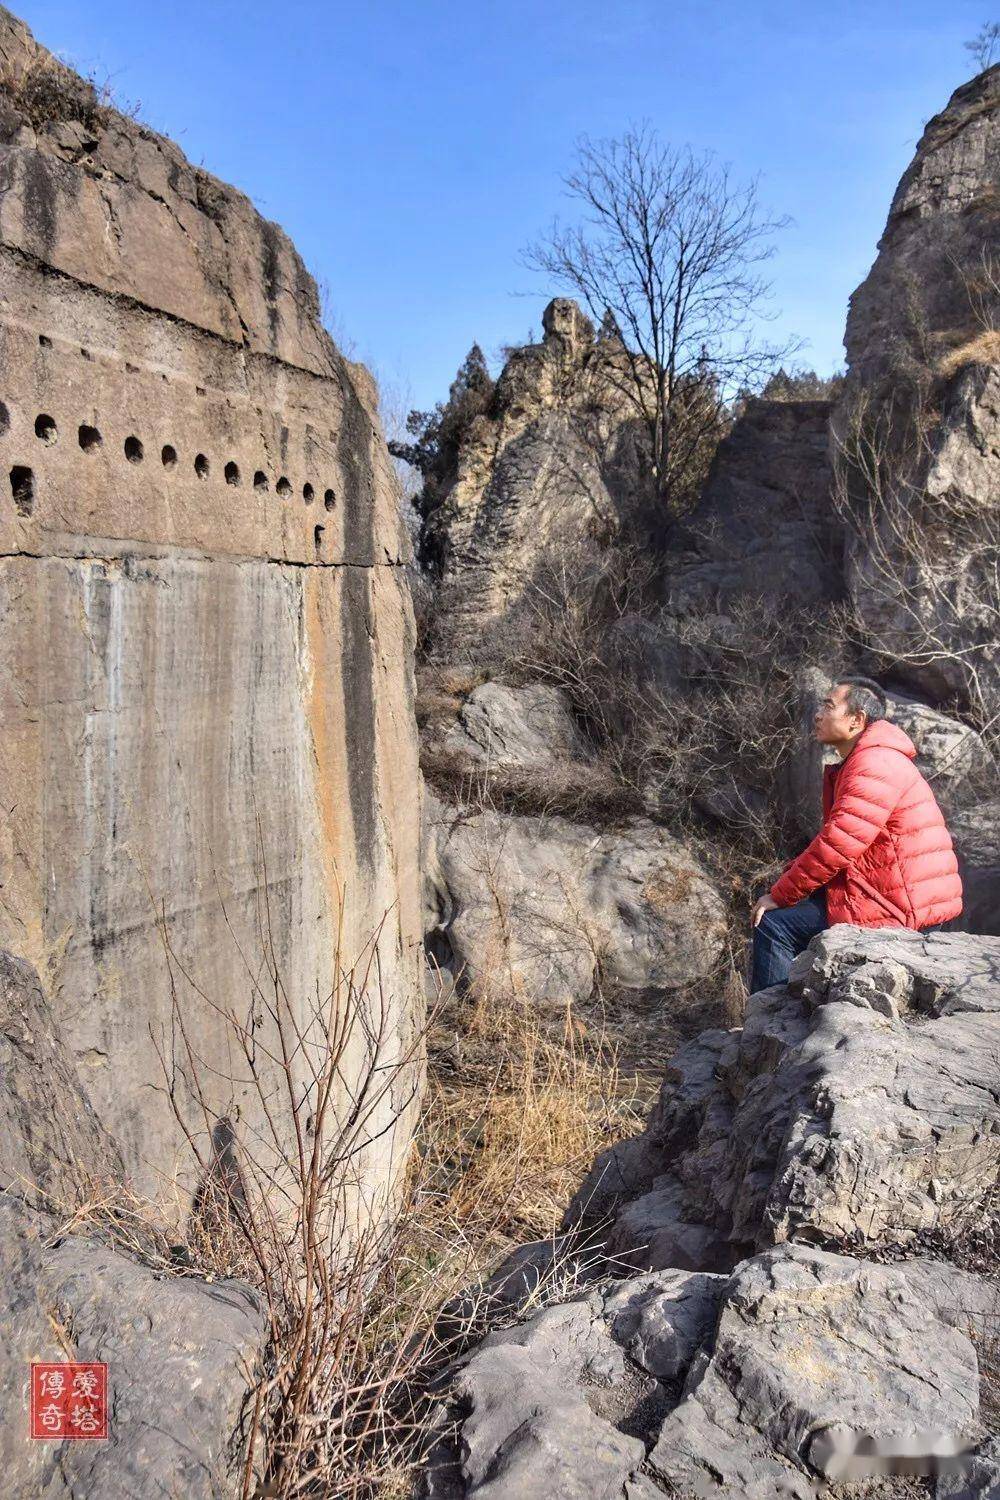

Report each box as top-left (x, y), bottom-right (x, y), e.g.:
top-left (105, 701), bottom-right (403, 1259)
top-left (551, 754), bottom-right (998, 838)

top-left (965, 22), bottom-right (1000, 73)
top-left (508, 542), bottom-right (835, 847)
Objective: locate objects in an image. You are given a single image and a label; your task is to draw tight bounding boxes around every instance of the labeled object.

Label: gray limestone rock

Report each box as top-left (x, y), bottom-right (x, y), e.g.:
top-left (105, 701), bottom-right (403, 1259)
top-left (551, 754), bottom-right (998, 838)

top-left (438, 1243), bottom-right (991, 1500)
top-left (649, 1245), bottom-right (982, 1495)
top-left (451, 1298), bottom-right (645, 1500)
top-left (838, 67), bottom-right (1000, 715)
top-left (938, 1435), bottom-right (1000, 1498)
top-left (440, 681), bottom-right (587, 767)
top-left (423, 297), bottom-right (651, 657)
top-left (441, 1267), bottom-right (725, 1498)
top-left (0, 1193), bottom-right (265, 1499)
top-left (0, 949), bottom-right (124, 1205)
top-left (601, 1268), bottom-right (726, 1381)
top-left (666, 396), bottom-right (840, 618)
top-left (437, 810), bottom-right (727, 1006)
top-left (589, 931), bottom-right (1000, 1269)
top-left (950, 799), bottom-right (1000, 937)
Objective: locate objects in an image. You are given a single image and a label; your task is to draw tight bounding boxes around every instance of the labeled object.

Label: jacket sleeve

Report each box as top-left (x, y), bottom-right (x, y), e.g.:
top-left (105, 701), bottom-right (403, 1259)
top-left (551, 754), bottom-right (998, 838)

top-left (770, 751), bottom-right (899, 907)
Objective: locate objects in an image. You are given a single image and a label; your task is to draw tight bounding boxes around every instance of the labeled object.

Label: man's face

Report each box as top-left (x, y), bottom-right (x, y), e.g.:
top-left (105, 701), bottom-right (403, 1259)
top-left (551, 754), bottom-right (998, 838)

top-left (813, 683), bottom-right (865, 745)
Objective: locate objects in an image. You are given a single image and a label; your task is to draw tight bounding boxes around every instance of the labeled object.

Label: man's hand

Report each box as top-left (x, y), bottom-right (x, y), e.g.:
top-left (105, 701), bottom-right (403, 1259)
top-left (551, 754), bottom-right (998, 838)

top-left (751, 894), bottom-right (779, 928)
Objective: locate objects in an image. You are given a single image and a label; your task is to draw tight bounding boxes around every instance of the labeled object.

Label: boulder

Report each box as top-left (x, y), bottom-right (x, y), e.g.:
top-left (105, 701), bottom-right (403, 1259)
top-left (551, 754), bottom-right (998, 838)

top-left (0, 1193), bottom-right (265, 1499)
top-left (436, 811), bottom-right (727, 1006)
top-left (434, 1267), bottom-right (724, 1500)
top-left (649, 1246), bottom-right (983, 1495)
top-left (440, 682), bottom-right (587, 767)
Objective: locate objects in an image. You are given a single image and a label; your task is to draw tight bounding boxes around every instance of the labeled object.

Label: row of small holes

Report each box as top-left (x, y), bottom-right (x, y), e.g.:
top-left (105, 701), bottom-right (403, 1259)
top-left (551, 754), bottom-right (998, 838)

top-left (1, 404), bottom-right (337, 510)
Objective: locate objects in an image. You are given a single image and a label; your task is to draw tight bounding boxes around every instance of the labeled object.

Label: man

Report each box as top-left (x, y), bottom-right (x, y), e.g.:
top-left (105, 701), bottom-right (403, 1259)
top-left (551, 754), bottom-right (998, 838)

top-left (749, 676), bottom-right (963, 992)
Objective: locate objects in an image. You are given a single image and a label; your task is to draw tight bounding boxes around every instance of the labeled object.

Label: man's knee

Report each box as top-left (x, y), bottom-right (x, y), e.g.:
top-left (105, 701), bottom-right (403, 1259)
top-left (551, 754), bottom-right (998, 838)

top-left (756, 908), bottom-right (790, 944)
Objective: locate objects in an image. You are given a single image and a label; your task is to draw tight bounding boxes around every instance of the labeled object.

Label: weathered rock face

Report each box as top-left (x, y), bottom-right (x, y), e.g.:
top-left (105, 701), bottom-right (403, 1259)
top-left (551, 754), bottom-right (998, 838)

top-left (0, 9), bottom-right (422, 1206)
top-left (838, 64), bottom-right (1000, 717)
top-left (438, 681), bottom-right (587, 767)
top-left (950, 799), bottom-right (1000, 937)
top-left (666, 396), bottom-right (840, 617)
top-left (432, 809), bottom-right (728, 1008)
top-left (0, 948), bottom-right (124, 1206)
top-left (435, 933), bottom-right (1000, 1499)
top-left (0, 1193), bottom-right (266, 1499)
top-left (426, 299), bottom-right (647, 657)
top-left (570, 929), bottom-right (1000, 1270)
top-left (434, 1240), bottom-right (995, 1499)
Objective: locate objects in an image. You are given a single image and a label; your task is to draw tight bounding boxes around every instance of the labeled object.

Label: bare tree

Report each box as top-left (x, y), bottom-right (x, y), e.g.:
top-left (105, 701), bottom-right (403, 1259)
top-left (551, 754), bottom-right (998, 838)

top-left (966, 22), bottom-right (1000, 72)
top-left (524, 126), bottom-right (796, 510)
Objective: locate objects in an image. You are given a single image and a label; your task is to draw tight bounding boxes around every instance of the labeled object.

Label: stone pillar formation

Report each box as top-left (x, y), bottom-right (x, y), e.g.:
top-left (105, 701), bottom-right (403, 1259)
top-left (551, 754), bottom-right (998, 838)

top-left (0, 7), bottom-right (423, 1211)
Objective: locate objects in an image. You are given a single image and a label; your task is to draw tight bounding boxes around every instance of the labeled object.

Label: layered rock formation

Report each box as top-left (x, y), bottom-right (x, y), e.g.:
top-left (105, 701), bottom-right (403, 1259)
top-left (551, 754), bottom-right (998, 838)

top-left (0, 7), bottom-right (422, 1208)
top-left (427, 298), bottom-right (647, 656)
top-left (431, 932), bottom-right (1000, 1499)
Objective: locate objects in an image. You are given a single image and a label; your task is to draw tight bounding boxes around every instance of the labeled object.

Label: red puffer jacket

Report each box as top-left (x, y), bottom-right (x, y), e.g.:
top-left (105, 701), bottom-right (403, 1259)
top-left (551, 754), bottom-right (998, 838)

top-left (770, 719), bottom-right (963, 928)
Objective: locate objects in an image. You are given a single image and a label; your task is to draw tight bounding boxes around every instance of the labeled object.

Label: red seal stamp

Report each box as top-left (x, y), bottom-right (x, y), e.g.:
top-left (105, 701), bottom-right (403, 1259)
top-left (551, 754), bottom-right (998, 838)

top-left (30, 1362), bottom-right (108, 1440)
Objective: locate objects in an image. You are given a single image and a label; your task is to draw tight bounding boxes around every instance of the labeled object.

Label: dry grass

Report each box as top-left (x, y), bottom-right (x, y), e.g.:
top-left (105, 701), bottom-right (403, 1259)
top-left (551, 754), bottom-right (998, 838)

top-left (423, 982), bottom-right (647, 1247)
top-left (0, 51), bottom-right (138, 133)
top-left (936, 328), bottom-right (1000, 379)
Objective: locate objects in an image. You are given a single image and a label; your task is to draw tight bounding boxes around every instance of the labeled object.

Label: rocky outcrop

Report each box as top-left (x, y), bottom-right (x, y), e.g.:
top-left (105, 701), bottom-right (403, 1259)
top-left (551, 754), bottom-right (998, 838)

top-left (570, 929), bottom-right (1000, 1269)
top-left (838, 64), bottom-right (1000, 717)
top-left (436, 1245), bottom-right (995, 1500)
top-left (434, 932), bottom-right (1000, 1497)
top-left (430, 808), bottom-right (728, 1009)
top-left (0, 1192), bottom-right (266, 1498)
top-left (426, 299), bottom-right (647, 656)
top-left (666, 396), bottom-right (840, 616)
top-left (0, 8), bottom-right (422, 1210)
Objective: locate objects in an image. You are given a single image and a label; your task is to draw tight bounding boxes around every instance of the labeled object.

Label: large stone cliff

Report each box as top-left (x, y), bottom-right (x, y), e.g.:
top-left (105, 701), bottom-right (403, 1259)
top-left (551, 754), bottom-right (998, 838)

top-left (0, 7), bottom-right (422, 1207)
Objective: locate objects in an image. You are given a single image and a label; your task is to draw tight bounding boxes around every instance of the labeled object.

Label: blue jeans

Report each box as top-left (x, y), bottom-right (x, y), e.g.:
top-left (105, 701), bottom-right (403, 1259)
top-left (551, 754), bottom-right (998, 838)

top-left (750, 891), bottom-right (828, 994)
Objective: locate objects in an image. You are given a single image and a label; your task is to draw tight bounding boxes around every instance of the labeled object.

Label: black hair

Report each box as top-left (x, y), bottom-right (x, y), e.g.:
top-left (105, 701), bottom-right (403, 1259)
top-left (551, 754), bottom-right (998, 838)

top-left (837, 674), bottom-right (887, 725)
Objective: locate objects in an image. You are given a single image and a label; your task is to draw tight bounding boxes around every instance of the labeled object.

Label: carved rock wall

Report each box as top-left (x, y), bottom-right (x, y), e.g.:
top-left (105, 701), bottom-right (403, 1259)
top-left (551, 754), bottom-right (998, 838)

top-left (0, 7), bottom-right (422, 1207)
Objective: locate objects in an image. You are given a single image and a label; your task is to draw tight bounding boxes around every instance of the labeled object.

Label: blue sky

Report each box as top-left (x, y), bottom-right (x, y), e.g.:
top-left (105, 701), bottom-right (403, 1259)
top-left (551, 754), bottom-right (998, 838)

top-left (15, 0), bottom-right (991, 422)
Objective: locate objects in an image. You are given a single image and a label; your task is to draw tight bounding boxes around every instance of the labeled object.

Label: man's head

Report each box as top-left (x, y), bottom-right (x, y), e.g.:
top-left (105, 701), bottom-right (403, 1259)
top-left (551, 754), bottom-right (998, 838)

top-left (813, 676), bottom-right (887, 754)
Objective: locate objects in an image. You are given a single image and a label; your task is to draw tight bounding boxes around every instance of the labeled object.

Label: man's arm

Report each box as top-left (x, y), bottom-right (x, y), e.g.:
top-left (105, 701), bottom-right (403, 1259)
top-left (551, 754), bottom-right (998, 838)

top-left (769, 752), bottom-right (899, 908)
